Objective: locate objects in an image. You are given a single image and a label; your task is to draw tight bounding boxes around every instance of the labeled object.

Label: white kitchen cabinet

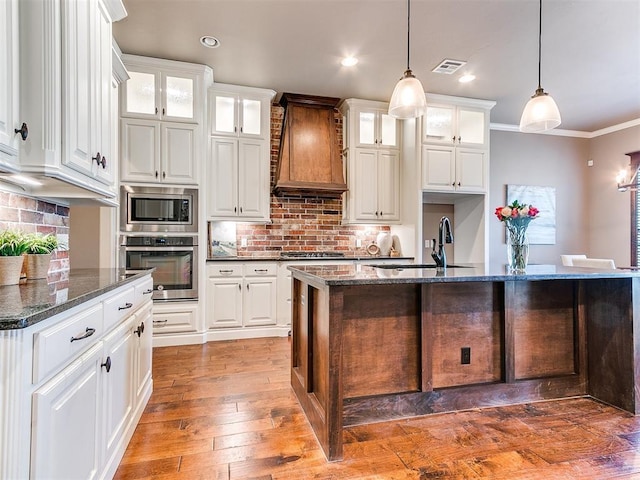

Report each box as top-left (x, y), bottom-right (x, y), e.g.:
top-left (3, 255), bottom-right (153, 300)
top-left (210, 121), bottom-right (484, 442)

top-left (133, 302), bottom-right (153, 403)
top-left (209, 84), bottom-right (274, 140)
top-left (121, 56), bottom-right (210, 124)
top-left (120, 118), bottom-right (198, 184)
top-left (18, 0), bottom-right (126, 198)
top-left (102, 315), bottom-right (135, 469)
top-left (0, 0), bottom-right (20, 170)
top-left (421, 94), bottom-right (495, 194)
top-left (31, 342), bottom-right (103, 480)
top-left (61, 0), bottom-right (115, 186)
top-left (243, 265), bottom-right (277, 327)
top-left (339, 99), bottom-right (402, 225)
top-left (421, 145), bottom-right (486, 193)
top-left (206, 265), bottom-right (243, 328)
top-left (119, 55), bottom-right (212, 186)
top-left (207, 84), bottom-right (275, 221)
top-left (341, 99), bottom-right (400, 150)
top-left (207, 137), bottom-right (269, 220)
top-left (152, 301), bottom-right (199, 335)
top-left (423, 102), bottom-right (488, 148)
top-left (350, 148), bottom-right (400, 222)
top-left (206, 263), bottom-right (277, 329)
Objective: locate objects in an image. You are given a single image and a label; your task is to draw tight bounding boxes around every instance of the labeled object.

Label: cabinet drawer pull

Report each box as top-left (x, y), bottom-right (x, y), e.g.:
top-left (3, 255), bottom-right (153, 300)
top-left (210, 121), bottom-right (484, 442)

top-left (143, 289), bottom-right (153, 295)
top-left (219, 269), bottom-right (234, 273)
top-left (70, 327), bottom-right (96, 343)
top-left (118, 302), bottom-right (133, 311)
top-left (254, 269), bottom-right (268, 273)
top-left (135, 322), bottom-right (145, 337)
top-left (14, 122), bottom-right (28, 141)
top-left (101, 356), bottom-right (111, 373)
top-left (153, 319), bottom-right (168, 324)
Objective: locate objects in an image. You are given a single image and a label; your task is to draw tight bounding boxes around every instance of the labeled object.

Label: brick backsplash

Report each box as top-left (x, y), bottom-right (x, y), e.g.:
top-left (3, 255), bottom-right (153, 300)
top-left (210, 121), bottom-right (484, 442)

top-left (0, 191), bottom-right (70, 274)
top-left (235, 105), bottom-right (390, 256)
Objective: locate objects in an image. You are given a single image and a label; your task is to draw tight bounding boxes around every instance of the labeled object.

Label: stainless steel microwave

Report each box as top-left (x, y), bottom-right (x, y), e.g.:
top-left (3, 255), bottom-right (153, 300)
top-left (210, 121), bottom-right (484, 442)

top-left (120, 186), bottom-right (198, 233)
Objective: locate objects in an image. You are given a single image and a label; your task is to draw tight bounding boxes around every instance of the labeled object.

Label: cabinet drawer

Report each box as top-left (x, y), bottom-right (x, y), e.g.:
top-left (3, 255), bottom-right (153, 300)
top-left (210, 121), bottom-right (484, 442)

top-left (133, 276), bottom-right (154, 308)
top-left (33, 303), bottom-right (104, 384)
top-left (243, 263), bottom-right (276, 276)
top-left (103, 286), bottom-right (136, 331)
top-left (152, 306), bottom-right (197, 334)
top-left (207, 264), bottom-right (243, 277)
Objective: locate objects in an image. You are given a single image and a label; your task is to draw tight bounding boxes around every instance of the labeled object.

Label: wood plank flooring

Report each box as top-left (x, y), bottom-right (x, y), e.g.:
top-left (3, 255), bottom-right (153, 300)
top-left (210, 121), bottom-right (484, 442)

top-left (115, 337), bottom-right (640, 479)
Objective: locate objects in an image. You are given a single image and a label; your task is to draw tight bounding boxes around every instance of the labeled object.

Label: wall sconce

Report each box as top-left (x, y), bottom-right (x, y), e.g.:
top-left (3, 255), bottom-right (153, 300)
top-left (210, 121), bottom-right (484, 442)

top-left (617, 151), bottom-right (640, 192)
top-left (617, 167), bottom-right (638, 192)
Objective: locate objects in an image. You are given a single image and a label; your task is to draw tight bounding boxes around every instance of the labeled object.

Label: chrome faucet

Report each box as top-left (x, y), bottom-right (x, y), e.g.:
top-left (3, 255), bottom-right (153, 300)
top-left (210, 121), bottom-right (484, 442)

top-left (431, 216), bottom-right (453, 268)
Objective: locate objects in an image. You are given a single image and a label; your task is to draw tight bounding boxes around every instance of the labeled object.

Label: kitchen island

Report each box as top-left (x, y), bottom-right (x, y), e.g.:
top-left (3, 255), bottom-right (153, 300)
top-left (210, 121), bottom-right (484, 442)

top-left (289, 263), bottom-right (640, 461)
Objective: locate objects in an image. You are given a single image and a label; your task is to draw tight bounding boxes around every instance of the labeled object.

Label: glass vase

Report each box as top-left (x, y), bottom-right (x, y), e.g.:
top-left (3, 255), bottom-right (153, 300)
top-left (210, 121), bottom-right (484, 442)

top-left (507, 230), bottom-right (529, 272)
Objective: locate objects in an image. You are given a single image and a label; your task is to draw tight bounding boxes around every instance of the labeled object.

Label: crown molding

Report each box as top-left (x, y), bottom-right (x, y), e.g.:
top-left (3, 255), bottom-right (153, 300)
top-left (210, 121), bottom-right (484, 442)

top-left (490, 118), bottom-right (640, 139)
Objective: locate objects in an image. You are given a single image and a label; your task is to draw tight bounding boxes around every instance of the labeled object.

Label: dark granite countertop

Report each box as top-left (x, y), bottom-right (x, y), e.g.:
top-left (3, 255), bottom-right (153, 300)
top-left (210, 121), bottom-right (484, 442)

top-left (206, 255), bottom-right (414, 262)
top-left (0, 269), bottom-right (153, 330)
top-left (288, 263), bottom-right (640, 286)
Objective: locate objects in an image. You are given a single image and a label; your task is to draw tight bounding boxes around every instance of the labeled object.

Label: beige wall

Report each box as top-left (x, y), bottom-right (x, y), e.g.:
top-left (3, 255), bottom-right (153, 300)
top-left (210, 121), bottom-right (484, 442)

top-left (587, 125), bottom-right (640, 267)
top-left (489, 130), bottom-right (590, 265)
top-left (69, 206), bottom-right (117, 268)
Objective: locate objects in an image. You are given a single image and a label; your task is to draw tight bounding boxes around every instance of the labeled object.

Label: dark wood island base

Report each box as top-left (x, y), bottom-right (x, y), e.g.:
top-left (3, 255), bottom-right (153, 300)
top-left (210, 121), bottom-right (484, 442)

top-left (289, 264), bottom-right (640, 461)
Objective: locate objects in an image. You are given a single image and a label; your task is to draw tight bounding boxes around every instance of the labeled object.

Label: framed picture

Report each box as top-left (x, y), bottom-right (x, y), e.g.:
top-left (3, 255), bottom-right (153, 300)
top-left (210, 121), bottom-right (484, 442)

top-left (506, 184), bottom-right (556, 245)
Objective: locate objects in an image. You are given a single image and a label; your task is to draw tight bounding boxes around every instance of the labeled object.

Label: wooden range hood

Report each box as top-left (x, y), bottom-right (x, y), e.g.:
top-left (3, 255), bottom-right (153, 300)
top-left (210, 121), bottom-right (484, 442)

top-left (274, 93), bottom-right (347, 196)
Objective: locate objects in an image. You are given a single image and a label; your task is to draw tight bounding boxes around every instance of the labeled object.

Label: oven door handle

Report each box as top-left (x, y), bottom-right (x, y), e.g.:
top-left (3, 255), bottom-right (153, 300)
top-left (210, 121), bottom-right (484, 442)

top-left (123, 246), bottom-right (196, 252)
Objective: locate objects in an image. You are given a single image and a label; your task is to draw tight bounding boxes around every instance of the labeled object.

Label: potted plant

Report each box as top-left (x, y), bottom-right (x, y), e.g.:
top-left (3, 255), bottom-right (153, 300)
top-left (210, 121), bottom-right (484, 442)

top-left (0, 229), bottom-right (28, 285)
top-left (23, 233), bottom-right (59, 279)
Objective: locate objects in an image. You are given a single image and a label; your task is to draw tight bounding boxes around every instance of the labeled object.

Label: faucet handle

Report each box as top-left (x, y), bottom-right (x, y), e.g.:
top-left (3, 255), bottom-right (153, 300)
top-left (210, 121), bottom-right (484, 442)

top-left (431, 238), bottom-right (437, 250)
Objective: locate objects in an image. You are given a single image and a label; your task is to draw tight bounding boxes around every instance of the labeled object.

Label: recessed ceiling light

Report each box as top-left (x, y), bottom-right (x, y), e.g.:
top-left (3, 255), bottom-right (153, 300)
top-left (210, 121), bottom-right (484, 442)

top-left (341, 56), bottom-right (358, 67)
top-left (200, 36), bottom-right (220, 49)
top-left (459, 74), bottom-right (476, 83)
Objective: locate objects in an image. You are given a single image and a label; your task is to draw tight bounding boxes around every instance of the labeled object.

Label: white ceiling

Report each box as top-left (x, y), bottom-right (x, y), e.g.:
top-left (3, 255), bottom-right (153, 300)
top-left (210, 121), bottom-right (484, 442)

top-left (112, 0), bottom-right (640, 133)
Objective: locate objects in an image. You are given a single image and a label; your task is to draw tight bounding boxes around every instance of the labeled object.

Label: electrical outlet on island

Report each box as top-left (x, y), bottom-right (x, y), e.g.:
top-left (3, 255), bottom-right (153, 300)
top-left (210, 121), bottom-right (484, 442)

top-left (241, 238), bottom-right (248, 247)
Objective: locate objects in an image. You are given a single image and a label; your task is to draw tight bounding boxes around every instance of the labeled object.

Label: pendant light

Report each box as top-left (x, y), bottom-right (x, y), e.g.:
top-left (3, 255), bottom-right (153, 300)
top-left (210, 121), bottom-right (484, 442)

top-left (519, 0), bottom-right (561, 132)
top-left (388, 0), bottom-right (427, 119)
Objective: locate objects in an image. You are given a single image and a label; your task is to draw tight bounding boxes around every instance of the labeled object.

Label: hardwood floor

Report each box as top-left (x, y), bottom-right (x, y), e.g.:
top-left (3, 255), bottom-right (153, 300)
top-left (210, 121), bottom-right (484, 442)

top-left (115, 337), bottom-right (640, 479)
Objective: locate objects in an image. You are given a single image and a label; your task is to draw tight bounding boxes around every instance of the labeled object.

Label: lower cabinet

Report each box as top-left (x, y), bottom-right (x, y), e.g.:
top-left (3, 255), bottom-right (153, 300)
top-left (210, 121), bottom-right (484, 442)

top-left (10, 274), bottom-right (154, 480)
top-left (152, 301), bottom-right (198, 334)
top-left (206, 262), bottom-right (277, 329)
top-left (31, 343), bottom-right (103, 480)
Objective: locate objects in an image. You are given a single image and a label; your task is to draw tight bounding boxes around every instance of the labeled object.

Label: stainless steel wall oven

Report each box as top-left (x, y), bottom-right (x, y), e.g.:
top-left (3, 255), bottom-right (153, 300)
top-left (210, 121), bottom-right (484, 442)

top-left (120, 235), bottom-right (198, 301)
top-left (120, 186), bottom-right (198, 233)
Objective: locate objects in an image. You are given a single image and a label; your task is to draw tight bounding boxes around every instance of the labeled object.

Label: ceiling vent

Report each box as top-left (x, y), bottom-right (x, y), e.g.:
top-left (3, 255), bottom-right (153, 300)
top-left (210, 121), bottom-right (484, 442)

top-left (432, 59), bottom-right (467, 75)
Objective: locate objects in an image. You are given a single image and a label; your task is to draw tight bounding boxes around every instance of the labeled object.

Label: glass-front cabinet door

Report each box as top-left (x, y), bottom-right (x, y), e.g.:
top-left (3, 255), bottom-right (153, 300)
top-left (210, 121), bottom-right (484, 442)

top-left (423, 105), bottom-right (455, 144)
top-left (423, 104), bottom-right (487, 148)
top-left (209, 89), bottom-right (270, 139)
top-left (356, 109), bottom-right (398, 149)
top-left (122, 69), bottom-right (196, 123)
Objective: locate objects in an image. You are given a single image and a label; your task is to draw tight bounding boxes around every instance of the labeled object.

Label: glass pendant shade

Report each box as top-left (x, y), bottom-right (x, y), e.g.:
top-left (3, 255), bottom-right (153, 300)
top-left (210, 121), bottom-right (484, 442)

top-left (388, 70), bottom-right (427, 119)
top-left (519, 88), bottom-right (561, 133)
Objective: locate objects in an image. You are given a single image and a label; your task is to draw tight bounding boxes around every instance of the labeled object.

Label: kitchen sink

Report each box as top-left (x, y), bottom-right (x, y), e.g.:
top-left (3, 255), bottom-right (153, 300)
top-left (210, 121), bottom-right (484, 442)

top-left (372, 264), bottom-right (472, 269)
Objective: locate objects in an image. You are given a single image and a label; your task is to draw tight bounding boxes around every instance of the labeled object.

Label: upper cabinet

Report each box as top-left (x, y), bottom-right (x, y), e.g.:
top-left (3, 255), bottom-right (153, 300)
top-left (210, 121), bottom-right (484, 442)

top-left (17, 0), bottom-right (127, 200)
top-left (421, 94), bottom-right (495, 193)
top-left (207, 84), bottom-right (275, 221)
top-left (339, 99), bottom-right (402, 224)
top-left (119, 55), bottom-right (213, 186)
top-left (349, 100), bottom-right (400, 150)
top-left (0, 0), bottom-right (20, 171)
top-left (121, 68), bottom-right (199, 124)
top-left (209, 85), bottom-right (272, 139)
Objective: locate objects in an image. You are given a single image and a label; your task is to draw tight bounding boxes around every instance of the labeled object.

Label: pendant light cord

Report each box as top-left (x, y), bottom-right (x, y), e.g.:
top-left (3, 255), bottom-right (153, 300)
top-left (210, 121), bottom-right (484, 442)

top-left (537, 0), bottom-right (542, 89)
top-left (406, 0), bottom-right (411, 70)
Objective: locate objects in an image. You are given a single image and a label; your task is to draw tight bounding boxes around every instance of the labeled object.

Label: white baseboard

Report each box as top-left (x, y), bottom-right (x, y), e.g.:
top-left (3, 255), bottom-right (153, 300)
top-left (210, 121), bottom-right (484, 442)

top-left (206, 326), bottom-right (290, 341)
top-left (151, 326), bottom-right (290, 347)
top-left (152, 332), bottom-right (207, 347)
